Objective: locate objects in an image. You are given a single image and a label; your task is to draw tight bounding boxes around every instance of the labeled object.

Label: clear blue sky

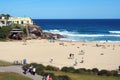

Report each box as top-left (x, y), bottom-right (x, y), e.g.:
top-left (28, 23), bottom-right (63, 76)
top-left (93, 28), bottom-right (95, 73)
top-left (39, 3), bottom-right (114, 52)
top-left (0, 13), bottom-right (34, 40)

top-left (0, 0), bottom-right (120, 19)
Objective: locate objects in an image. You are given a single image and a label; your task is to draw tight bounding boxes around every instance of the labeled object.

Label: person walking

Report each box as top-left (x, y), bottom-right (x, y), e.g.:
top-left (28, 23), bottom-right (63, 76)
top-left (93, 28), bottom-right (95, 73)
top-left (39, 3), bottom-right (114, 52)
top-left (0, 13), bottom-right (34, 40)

top-left (23, 66), bottom-right (28, 74)
top-left (48, 76), bottom-right (53, 80)
top-left (32, 67), bottom-right (36, 75)
top-left (74, 59), bottom-right (78, 66)
top-left (29, 65), bottom-right (33, 74)
top-left (46, 74), bottom-right (50, 80)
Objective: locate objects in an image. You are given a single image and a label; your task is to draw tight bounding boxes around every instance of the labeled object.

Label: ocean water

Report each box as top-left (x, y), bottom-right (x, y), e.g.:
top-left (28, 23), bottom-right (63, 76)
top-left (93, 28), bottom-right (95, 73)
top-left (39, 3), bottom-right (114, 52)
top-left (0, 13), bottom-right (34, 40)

top-left (33, 19), bottom-right (120, 42)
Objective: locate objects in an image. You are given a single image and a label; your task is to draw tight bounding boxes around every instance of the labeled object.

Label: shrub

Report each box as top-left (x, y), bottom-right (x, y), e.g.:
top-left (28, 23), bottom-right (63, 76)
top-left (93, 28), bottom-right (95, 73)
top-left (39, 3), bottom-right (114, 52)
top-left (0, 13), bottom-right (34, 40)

top-left (46, 65), bottom-right (59, 71)
top-left (29, 63), bottom-right (38, 67)
top-left (97, 69), bottom-right (119, 77)
top-left (112, 70), bottom-right (119, 77)
top-left (0, 33), bottom-right (6, 39)
top-left (61, 67), bottom-right (75, 73)
top-left (91, 68), bottom-right (99, 74)
top-left (36, 64), bottom-right (46, 75)
top-left (0, 26), bottom-right (12, 39)
top-left (23, 63), bottom-right (119, 78)
top-left (37, 64), bottom-right (46, 70)
top-left (74, 68), bottom-right (87, 74)
top-left (98, 70), bottom-right (108, 76)
top-left (57, 75), bottom-right (71, 80)
top-left (86, 69), bottom-right (92, 73)
top-left (36, 67), bottom-right (45, 75)
top-left (61, 67), bottom-right (68, 72)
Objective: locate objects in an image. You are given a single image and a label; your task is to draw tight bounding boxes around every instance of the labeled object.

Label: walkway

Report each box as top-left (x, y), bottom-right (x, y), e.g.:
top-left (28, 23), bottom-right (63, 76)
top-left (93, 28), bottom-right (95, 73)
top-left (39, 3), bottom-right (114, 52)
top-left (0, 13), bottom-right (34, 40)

top-left (0, 65), bottom-right (42, 80)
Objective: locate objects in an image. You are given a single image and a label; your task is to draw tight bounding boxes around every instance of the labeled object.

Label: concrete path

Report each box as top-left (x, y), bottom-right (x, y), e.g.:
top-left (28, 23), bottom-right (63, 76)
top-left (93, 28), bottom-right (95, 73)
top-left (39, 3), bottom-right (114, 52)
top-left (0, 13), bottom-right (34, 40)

top-left (0, 65), bottom-right (42, 80)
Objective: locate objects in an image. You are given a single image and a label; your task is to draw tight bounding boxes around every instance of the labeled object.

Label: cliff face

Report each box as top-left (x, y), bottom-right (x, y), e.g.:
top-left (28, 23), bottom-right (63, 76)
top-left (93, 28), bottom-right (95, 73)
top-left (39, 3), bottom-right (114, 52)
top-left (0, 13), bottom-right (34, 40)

top-left (25, 24), bottom-right (64, 40)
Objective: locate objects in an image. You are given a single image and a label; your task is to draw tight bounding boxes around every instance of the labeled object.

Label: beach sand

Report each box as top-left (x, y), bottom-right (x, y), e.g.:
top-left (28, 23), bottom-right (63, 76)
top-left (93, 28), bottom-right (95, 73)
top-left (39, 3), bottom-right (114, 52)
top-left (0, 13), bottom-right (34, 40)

top-left (0, 39), bottom-right (120, 70)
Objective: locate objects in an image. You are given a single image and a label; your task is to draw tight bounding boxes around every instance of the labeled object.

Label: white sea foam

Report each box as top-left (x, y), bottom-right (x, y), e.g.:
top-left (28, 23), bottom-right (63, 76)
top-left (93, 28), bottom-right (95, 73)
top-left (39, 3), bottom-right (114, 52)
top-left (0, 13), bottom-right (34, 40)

top-left (109, 31), bottom-right (120, 34)
top-left (97, 40), bottom-right (120, 43)
top-left (43, 29), bottom-right (120, 42)
top-left (44, 29), bottom-right (120, 37)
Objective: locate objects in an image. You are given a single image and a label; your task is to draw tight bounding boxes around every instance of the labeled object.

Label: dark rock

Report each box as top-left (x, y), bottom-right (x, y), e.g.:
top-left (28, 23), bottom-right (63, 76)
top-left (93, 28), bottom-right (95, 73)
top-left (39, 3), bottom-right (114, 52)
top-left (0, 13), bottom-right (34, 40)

top-left (41, 32), bottom-right (64, 39)
top-left (22, 24), bottom-right (64, 40)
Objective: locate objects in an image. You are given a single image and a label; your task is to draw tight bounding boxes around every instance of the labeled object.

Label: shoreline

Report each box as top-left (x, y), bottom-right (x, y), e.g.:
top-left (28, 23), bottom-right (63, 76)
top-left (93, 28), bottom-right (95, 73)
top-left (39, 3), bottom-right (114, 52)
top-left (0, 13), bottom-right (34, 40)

top-left (57, 39), bottom-right (120, 43)
top-left (0, 39), bottom-right (120, 70)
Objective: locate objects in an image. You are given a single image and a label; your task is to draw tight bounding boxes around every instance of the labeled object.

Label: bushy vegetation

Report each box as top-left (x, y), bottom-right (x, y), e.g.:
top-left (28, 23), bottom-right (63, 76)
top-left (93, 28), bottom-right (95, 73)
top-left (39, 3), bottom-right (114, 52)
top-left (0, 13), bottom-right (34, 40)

top-left (0, 24), bottom-right (27, 41)
top-left (74, 68), bottom-right (88, 74)
top-left (56, 75), bottom-right (71, 80)
top-left (98, 70), bottom-right (118, 76)
top-left (61, 67), bottom-right (75, 73)
top-left (45, 65), bottom-right (59, 71)
top-left (46, 70), bottom-right (120, 80)
top-left (12, 24), bottom-right (26, 34)
top-left (91, 68), bottom-right (99, 74)
top-left (23, 63), bottom-right (71, 80)
top-left (23, 63), bottom-right (120, 80)
top-left (0, 26), bottom-right (12, 39)
top-left (61, 66), bottom-right (119, 77)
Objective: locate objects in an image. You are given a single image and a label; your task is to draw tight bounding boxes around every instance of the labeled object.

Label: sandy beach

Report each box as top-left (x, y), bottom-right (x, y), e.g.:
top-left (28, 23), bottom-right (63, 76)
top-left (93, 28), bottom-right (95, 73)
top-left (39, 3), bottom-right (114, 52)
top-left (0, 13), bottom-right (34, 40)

top-left (0, 39), bottom-right (120, 70)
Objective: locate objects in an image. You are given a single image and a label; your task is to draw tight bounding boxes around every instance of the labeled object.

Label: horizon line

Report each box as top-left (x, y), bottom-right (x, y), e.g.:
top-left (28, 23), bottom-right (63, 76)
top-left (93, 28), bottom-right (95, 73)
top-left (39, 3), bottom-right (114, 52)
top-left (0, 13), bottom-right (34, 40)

top-left (32, 18), bottom-right (120, 20)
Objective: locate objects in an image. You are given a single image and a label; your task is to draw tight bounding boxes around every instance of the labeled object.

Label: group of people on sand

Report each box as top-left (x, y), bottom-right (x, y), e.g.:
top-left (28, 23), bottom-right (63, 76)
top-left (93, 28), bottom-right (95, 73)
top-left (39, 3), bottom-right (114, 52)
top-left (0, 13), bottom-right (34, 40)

top-left (78, 50), bottom-right (85, 55)
top-left (69, 50), bottom-right (85, 66)
top-left (23, 65), bottom-right (36, 75)
top-left (73, 57), bottom-right (84, 66)
top-left (42, 74), bottom-right (53, 80)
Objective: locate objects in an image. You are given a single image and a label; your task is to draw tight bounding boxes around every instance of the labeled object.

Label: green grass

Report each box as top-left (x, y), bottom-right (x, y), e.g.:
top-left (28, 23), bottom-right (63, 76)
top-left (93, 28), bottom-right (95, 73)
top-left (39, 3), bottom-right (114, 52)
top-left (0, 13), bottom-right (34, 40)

top-left (0, 60), bottom-right (12, 66)
top-left (0, 38), bottom-right (7, 41)
top-left (0, 72), bottom-right (32, 80)
top-left (45, 70), bottom-right (120, 80)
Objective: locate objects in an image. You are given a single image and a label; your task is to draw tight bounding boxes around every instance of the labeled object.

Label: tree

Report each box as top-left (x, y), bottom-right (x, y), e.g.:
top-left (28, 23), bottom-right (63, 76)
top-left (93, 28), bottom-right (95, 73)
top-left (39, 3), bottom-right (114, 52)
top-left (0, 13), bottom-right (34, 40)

top-left (0, 26), bottom-right (12, 39)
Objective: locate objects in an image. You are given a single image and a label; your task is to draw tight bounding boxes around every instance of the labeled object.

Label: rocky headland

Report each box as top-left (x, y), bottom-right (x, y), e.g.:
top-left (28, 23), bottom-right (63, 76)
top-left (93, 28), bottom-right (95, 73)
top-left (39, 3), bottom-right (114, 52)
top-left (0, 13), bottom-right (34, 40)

top-left (22, 24), bottom-right (64, 40)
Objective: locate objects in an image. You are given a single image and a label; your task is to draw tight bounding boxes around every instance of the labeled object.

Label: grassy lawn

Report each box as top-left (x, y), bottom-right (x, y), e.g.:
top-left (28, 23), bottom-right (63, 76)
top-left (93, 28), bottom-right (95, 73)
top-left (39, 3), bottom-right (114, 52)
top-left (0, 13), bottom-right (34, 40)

top-left (45, 70), bottom-right (120, 80)
top-left (0, 72), bottom-right (32, 80)
top-left (0, 60), bottom-right (12, 66)
top-left (0, 38), bottom-right (7, 41)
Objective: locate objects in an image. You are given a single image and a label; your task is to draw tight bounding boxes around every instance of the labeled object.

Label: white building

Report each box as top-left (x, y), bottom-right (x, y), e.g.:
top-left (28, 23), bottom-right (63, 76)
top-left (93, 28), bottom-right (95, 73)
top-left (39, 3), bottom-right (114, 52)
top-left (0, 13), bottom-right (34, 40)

top-left (8, 17), bottom-right (34, 25)
top-left (0, 16), bottom-right (8, 27)
top-left (0, 14), bottom-right (34, 27)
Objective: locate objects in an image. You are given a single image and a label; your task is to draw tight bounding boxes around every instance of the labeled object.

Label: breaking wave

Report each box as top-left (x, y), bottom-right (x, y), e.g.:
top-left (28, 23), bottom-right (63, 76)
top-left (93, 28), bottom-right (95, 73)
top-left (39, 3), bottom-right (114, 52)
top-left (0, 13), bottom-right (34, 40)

top-left (43, 29), bottom-right (120, 42)
top-left (44, 29), bottom-right (120, 37)
top-left (109, 31), bottom-right (120, 34)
